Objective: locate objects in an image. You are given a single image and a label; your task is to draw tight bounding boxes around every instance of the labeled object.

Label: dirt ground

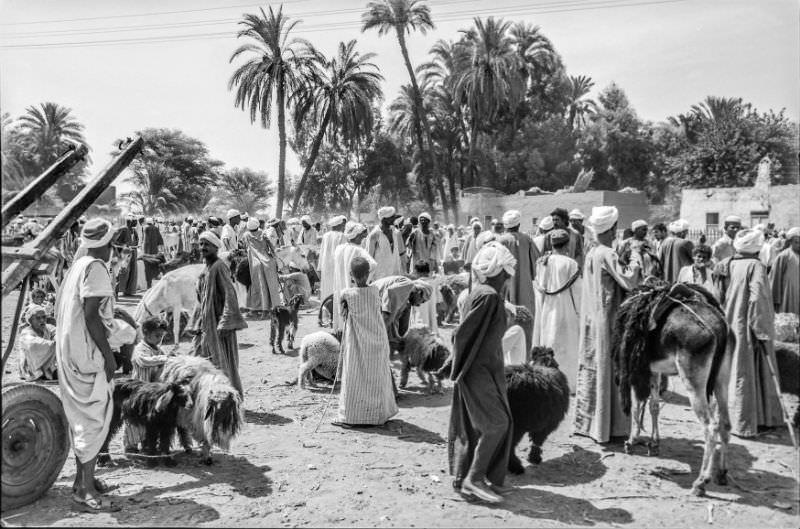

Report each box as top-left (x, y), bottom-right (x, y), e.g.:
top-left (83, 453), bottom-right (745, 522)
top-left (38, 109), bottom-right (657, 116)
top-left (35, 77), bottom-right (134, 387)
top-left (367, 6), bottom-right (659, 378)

top-left (2, 289), bottom-right (799, 528)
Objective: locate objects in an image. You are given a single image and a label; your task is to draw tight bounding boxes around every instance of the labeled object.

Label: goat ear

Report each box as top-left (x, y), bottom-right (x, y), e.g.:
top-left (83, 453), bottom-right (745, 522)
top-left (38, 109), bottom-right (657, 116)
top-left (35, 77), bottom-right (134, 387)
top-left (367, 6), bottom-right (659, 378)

top-left (155, 389), bottom-right (173, 412)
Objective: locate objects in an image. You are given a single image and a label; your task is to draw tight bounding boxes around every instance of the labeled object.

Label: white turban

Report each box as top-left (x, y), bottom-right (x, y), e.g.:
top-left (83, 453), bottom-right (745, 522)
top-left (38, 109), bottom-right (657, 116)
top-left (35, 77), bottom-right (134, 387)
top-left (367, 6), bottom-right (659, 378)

top-left (472, 242), bottom-right (517, 283)
top-left (469, 217), bottom-right (480, 225)
top-left (225, 209), bottom-right (241, 220)
top-left (724, 215), bottom-right (742, 225)
top-left (569, 209), bottom-right (585, 220)
top-left (419, 212), bottom-right (432, 222)
top-left (328, 215), bottom-right (347, 227)
top-left (378, 206), bottom-right (396, 220)
top-left (345, 222), bottom-right (367, 241)
top-left (246, 218), bottom-right (259, 231)
top-left (753, 223), bottom-right (766, 232)
top-left (538, 216), bottom-right (554, 231)
top-left (145, 217), bottom-right (154, 225)
top-left (502, 210), bottom-right (521, 229)
top-left (670, 219), bottom-right (689, 233)
top-left (471, 220), bottom-right (483, 230)
top-left (199, 230), bottom-right (222, 248)
top-left (301, 215), bottom-right (312, 224)
top-left (80, 219), bottom-right (115, 248)
top-left (631, 219), bottom-right (648, 230)
top-left (733, 229), bottom-right (764, 254)
top-left (475, 230), bottom-right (496, 251)
top-left (589, 206), bottom-right (619, 235)
top-left (786, 227), bottom-right (800, 239)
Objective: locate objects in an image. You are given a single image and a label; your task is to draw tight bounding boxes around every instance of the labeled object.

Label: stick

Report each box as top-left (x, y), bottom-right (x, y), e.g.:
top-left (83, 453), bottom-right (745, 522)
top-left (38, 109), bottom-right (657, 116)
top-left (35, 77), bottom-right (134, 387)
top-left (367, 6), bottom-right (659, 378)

top-left (755, 340), bottom-right (798, 451)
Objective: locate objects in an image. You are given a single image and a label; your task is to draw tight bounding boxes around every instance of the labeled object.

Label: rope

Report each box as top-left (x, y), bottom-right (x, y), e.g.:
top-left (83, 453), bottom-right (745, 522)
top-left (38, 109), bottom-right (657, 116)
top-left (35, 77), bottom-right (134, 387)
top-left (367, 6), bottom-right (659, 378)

top-left (664, 295), bottom-right (715, 336)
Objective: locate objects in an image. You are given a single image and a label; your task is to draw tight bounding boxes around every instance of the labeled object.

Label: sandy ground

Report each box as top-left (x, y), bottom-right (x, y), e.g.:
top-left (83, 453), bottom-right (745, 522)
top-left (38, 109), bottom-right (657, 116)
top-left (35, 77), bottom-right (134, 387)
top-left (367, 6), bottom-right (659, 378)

top-left (1, 288), bottom-right (799, 528)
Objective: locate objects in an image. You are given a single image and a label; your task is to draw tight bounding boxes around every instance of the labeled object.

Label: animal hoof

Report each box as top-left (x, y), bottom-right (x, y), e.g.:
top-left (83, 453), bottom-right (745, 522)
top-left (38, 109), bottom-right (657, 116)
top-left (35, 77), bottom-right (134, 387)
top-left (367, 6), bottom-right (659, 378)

top-left (624, 441), bottom-right (633, 455)
top-left (691, 485), bottom-right (706, 497)
top-left (714, 469), bottom-right (728, 486)
top-left (527, 453), bottom-right (543, 465)
top-left (508, 458), bottom-right (525, 475)
top-left (163, 457), bottom-right (178, 468)
top-left (646, 443), bottom-right (659, 457)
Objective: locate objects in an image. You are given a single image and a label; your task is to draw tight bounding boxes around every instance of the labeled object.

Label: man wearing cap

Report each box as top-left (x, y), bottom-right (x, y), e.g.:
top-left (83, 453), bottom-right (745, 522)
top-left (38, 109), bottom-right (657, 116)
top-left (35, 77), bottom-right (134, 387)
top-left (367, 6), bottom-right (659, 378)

top-left (712, 216), bottom-right (742, 264)
top-left (498, 209), bottom-right (537, 313)
top-left (533, 216), bottom-right (554, 254)
top-left (332, 223), bottom-right (376, 332)
top-left (574, 206), bottom-right (642, 443)
top-left (462, 220), bottom-right (483, 272)
top-left (367, 206), bottom-right (406, 280)
top-left (142, 217), bottom-right (165, 289)
top-left (569, 209), bottom-right (585, 235)
top-left (319, 215), bottom-right (347, 302)
top-left (187, 231), bottom-right (248, 395)
top-left (533, 229), bottom-right (580, 391)
top-left (618, 220), bottom-right (662, 279)
top-left (769, 227), bottom-right (800, 316)
top-left (407, 212), bottom-right (440, 273)
top-left (222, 209), bottom-right (242, 252)
top-left (56, 218), bottom-right (130, 511)
top-left (658, 219), bottom-right (694, 283)
top-left (240, 217), bottom-right (282, 317)
top-left (712, 229), bottom-right (782, 437)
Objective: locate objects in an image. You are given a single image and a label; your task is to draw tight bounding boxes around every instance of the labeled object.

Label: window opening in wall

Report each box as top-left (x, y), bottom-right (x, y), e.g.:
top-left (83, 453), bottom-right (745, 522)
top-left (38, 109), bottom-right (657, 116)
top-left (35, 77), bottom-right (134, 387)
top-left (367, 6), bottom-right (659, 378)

top-left (706, 212), bottom-right (719, 230)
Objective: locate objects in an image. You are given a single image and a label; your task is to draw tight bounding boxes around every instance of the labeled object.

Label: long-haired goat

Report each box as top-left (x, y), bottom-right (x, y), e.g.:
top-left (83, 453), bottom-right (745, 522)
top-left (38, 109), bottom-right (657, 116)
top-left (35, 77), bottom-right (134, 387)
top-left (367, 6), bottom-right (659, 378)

top-left (271, 295), bottom-right (304, 354)
top-left (400, 325), bottom-right (451, 394)
top-left (297, 331), bottom-right (341, 388)
top-left (160, 355), bottom-right (244, 465)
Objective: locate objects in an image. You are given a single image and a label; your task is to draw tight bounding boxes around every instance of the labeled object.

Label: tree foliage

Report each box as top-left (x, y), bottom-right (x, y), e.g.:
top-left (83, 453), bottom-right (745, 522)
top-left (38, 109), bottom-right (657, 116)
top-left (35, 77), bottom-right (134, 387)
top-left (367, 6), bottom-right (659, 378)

top-left (211, 167), bottom-right (273, 214)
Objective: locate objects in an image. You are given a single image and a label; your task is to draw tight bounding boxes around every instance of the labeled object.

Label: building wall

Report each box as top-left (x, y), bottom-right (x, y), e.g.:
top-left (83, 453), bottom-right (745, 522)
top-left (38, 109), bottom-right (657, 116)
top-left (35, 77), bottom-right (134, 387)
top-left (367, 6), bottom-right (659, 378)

top-left (680, 184), bottom-right (800, 229)
top-left (460, 190), bottom-right (649, 231)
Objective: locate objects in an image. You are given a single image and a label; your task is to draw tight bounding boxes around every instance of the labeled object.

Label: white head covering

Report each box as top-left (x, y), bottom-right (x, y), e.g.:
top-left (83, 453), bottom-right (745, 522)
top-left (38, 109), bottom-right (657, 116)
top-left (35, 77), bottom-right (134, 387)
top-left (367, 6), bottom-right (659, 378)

top-left (724, 215), bottom-right (742, 225)
top-left (345, 222), bottom-right (367, 241)
top-left (472, 242), bottom-right (517, 283)
top-left (569, 209), bottom-right (585, 221)
top-left (631, 219), bottom-right (648, 230)
top-left (753, 223), bottom-right (766, 232)
top-left (225, 208), bottom-right (241, 220)
top-left (80, 218), bottom-right (115, 248)
top-left (328, 215), bottom-right (347, 227)
top-left (241, 212), bottom-right (249, 219)
top-left (418, 212), bottom-right (432, 222)
top-left (246, 218), bottom-right (259, 231)
top-left (502, 210), bottom-right (521, 229)
top-left (670, 219), bottom-right (689, 233)
top-left (733, 228), bottom-right (763, 253)
top-left (589, 206), bottom-right (619, 235)
top-left (475, 230), bottom-right (496, 251)
top-left (538, 216), bottom-right (554, 231)
top-left (199, 231), bottom-right (222, 248)
top-left (469, 217), bottom-right (480, 225)
top-left (145, 217), bottom-right (154, 225)
top-left (471, 220), bottom-right (483, 230)
top-left (786, 227), bottom-right (800, 240)
top-left (378, 206), bottom-right (396, 220)
top-left (301, 215), bottom-right (312, 224)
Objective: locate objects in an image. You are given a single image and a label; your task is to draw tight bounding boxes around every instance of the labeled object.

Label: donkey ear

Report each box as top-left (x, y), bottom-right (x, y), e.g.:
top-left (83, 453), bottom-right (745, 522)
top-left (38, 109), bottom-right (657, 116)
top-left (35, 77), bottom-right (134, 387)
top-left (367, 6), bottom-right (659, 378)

top-left (155, 389), bottom-right (174, 413)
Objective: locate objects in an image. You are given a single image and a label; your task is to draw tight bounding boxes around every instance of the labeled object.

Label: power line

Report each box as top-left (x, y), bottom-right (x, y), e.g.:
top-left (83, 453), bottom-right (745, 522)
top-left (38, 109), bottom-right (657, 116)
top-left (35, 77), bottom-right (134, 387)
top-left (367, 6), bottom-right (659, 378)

top-left (0, 0), bottom-right (688, 50)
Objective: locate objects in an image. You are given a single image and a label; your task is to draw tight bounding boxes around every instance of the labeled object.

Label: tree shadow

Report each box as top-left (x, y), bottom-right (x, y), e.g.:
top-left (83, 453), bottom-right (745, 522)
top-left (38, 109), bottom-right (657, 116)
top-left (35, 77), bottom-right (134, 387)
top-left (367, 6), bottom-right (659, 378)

top-left (365, 418), bottom-right (447, 445)
top-left (244, 409), bottom-right (293, 426)
top-left (642, 436), bottom-right (798, 513)
top-left (514, 445), bottom-right (609, 486)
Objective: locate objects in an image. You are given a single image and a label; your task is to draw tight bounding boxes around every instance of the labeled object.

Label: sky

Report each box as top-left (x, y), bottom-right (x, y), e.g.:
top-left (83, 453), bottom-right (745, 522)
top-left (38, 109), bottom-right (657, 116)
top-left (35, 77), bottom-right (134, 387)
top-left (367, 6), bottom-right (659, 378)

top-left (1, 0), bottom-right (798, 198)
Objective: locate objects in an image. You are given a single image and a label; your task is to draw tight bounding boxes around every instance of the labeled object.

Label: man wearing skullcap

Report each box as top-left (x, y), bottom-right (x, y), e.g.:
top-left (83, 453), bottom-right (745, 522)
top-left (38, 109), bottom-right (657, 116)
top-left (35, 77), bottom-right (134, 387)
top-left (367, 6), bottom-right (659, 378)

top-left (319, 215), bottom-right (347, 302)
top-left (367, 206), bottom-right (406, 280)
top-left (443, 242), bottom-right (514, 504)
top-left (186, 231), bottom-right (247, 396)
top-left (462, 220), bottom-right (483, 272)
top-left (240, 217), bottom-right (282, 317)
top-left (533, 229), bottom-right (580, 391)
top-left (332, 222), bottom-right (376, 332)
top-left (221, 209), bottom-right (242, 253)
top-left (574, 206), bottom-right (642, 444)
top-left (617, 220), bottom-right (662, 279)
top-left (551, 208), bottom-right (584, 269)
top-left (712, 215), bottom-right (742, 264)
top-left (769, 227), bottom-right (800, 316)
top-left (56, 218), bottom-right (130, 510)
top-left (569, 209), bottom-right (585, 233)
top-left (112, 216), bottom-right (140, 296)
top-left (533, 215), bottom-right (554, 254)
top-left (658, 219), bottom-right (694, 283)
top-left (142, 214), bottom-right (165, 289)
top-left (497, 209), bottom-right (538, 314)
top-left (711, 229), bottom-right (782, 437)
top-left (407, 212), bottom-right (441, 273)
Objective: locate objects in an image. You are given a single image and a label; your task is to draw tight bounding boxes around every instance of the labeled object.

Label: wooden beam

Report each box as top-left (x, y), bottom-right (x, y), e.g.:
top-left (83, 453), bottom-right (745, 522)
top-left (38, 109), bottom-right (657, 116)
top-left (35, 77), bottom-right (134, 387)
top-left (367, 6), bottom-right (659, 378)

top-left (1, 144), bottom-right (89, 230)
top-left (1, 246), bottom-right (41, 261)
top-left (2, 137), bottom-right (143, 297)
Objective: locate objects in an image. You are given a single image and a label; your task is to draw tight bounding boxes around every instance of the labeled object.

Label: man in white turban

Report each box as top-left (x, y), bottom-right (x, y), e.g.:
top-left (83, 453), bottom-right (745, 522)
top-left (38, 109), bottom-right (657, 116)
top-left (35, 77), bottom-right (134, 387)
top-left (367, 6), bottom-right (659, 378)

top-left (332, 223), bottom-right (375, 332)
top-left (533, 216), bottom-right (554, 254)
top-left (712, 228), bottom-right (782, 437)
top-left (56, 218), bottom-right (132, 510)
top-left (319, 215), bottom-right (347, 303)
top-left (367, 206), bottom-right (406, 280)
top-left (711, 215), bottom-right (742, 264)
top-left (769, 227), bottom-right (800, 316)
top-left (617, 219), bottom-right (661, 279)
top-left (407, 212), bottom-right (440, 273)
top-left (498, 209), bottom-right (538, 313)
top-left (574, 206), bottom-right (642, 444)
top-left (445, 241), bottom-right (515, 504)
top-left (659, 219), bottom-right (693, 283)
top-left (221, 209), bottom-right (242, 252)
top-left (239, 218), bottom-right (282, 317)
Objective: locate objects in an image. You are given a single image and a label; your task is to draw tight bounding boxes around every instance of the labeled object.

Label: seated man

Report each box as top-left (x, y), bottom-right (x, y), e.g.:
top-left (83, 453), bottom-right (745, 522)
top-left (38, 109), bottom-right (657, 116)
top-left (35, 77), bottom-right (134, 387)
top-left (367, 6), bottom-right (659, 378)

top-left (17, 304), bottom-right (58, 381)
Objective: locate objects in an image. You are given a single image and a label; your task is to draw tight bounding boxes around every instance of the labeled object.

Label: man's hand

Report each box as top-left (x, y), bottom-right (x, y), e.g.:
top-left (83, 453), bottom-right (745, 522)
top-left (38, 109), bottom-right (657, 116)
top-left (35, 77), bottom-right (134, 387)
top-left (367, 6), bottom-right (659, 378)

top-left (104, 358), bottom-right (117, 382)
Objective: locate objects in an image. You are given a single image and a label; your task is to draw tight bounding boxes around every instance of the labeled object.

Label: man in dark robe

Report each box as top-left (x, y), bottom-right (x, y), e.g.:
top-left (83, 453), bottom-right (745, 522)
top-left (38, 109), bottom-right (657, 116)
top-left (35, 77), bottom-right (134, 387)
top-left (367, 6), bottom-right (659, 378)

top-left (658, 219), bottom-right (694, 283)
top-left (445, 242), bottom-right (515, 504)
top-left (114, 216), bottom-right (139, 296)
top-left (142, 217), bottom-right (164, 288)
top-left (498, 209), bottom-right (537, 313)
top-left (552, 208), bottom-right (584, 269)
top-left (187, 231), bottom-right (248, 395)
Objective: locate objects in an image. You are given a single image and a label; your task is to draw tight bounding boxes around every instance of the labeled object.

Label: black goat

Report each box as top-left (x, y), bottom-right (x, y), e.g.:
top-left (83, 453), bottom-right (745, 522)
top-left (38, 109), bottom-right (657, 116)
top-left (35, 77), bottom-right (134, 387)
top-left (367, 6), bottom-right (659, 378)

top-left (271, 295), bottom-right (304, 354)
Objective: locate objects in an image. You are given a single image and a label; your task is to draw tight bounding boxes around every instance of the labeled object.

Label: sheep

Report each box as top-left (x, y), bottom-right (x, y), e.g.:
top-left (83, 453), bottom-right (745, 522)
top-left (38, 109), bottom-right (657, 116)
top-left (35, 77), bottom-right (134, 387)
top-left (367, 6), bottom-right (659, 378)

top-left (159, 355), bottom-right (244, 465)
top-left (297, 331), bottom-right (341, 389)
top-left (398, 325), bottom-right (451, 394)
top-left (271, 295), bottom-right (304, 354)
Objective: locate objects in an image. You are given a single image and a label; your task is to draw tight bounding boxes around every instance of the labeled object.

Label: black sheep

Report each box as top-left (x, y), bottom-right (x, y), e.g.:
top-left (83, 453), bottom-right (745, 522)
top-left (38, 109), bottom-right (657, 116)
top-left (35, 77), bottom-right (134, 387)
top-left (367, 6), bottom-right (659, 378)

top-left (505, 346), bottom-right (570, 474)
top-left (271, 295), bottom-right (304, 354)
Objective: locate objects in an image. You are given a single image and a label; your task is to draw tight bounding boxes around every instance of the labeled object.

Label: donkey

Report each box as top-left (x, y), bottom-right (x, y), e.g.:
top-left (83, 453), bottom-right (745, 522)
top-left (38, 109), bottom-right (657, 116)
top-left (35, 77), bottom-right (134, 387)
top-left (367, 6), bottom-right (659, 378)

top-left (612, 282), bottom-right (733, 497)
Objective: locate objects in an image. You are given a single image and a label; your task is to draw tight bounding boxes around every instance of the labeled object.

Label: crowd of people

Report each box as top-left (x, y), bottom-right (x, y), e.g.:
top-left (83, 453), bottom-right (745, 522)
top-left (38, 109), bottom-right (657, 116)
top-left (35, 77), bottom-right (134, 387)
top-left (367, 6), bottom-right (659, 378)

top-left (12, 202), bottom-right (799, 510)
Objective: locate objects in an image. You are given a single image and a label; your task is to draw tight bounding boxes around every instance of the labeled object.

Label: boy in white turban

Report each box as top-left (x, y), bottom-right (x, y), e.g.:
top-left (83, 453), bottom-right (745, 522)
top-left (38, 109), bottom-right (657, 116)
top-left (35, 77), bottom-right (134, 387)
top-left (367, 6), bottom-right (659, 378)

top-left (444, 241), bottom-right (515, 504)
top-left (574, 207), bottom-right (642, 443)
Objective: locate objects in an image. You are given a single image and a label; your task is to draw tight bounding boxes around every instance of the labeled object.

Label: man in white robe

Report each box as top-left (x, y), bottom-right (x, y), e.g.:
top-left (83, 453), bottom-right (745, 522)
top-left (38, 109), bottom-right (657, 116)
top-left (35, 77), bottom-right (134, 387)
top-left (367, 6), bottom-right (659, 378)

top-left (319, 215), bottom-right (347, 302)
top-left (711, 215), bottom-right (741, 264)
top-left (332, 223), bottom-right (376, 332)
top-left (221, 209), bottom-right (241, 252)
top-left (367, 206), bottom-right (406, 280)
top-left (462, 220), bottom-right (482, 272)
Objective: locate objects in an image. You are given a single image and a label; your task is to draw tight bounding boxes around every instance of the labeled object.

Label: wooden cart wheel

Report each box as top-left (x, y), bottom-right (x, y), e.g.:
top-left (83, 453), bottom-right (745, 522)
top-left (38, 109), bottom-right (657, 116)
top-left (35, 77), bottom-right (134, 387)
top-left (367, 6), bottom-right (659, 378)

top-left (318, 294), bottom-right (333, 328)
top-left (2, 383), bottom-right (70, 511)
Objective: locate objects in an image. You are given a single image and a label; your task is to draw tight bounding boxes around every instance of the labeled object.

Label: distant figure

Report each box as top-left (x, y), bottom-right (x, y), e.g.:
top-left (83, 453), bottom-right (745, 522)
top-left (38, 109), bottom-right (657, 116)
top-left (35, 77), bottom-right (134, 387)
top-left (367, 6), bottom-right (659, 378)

top-left (712, 216), bottom-right (741, 264)
top-left (318, 215), bottom-right (347, 302)
top-left (17, 304), bottom-right (58, 381)
top-left (658, 219), bottom-right (693, 283)
top-left (142, 217), bottom-right (164, 289)
top-left (769, 227), bottom-right (800, 316)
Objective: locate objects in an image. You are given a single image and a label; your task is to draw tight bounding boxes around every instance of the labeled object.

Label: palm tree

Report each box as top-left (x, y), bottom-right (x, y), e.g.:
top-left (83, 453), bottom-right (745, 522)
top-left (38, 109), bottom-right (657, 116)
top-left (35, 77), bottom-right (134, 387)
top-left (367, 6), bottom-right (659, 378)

top-left (121, 160), bottom-right (180, 215)
top-left (565, 75), bottom-right (597, 130)
top-left (1, 112), bottom-right (25, 189)
top-left (690, 96), bottom-right (748, 123)
top-left (290, 39), bottom-right (384, 214)
top-left (229, 5), bottom-right (316, 218)
top-left (453, 17), bottom-right (524, 187)
top-left (16, 102), bottom-right (88, 171)
top-left (362, 0), bottom-right (447, 217)
top-left (216, 167), bottom-right (273, 214)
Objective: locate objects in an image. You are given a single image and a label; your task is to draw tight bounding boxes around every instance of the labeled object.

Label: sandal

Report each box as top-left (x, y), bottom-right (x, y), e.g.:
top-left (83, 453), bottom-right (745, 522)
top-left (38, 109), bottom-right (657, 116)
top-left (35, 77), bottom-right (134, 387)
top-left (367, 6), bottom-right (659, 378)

top-left (330, 421), bottom-right (354, 429)
top-left (72, 493), bottom-right (121, 513)
top-left (72, 479), bottom-right (119, 495)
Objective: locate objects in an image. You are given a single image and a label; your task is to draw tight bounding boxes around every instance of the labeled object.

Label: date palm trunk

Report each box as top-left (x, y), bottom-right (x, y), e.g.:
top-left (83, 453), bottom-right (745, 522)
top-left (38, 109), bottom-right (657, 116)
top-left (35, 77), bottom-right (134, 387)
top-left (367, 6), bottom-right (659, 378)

top-left (291, 107), bottom-right (332, 214)
top-left (276, 80), bottom-right (287, 218)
